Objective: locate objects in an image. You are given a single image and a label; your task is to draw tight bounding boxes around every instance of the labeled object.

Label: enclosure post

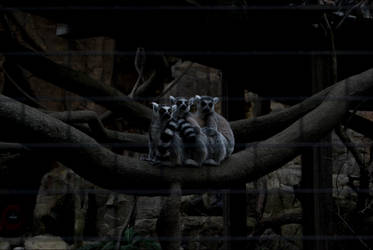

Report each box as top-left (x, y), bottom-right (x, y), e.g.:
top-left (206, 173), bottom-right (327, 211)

top-left (300, 53), bottom-right (334, 250)
top-left (222, 70), bottom-right (248, 250)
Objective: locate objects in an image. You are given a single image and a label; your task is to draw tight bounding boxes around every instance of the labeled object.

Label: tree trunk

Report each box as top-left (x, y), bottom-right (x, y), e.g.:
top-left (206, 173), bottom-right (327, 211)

top-left (156, 182), bottom-right (182, 250)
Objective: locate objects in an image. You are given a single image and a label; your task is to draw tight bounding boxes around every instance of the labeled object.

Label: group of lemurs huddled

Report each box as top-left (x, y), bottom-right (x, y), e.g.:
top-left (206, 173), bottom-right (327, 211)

top-left (147, 95), bottom-right (235, 167)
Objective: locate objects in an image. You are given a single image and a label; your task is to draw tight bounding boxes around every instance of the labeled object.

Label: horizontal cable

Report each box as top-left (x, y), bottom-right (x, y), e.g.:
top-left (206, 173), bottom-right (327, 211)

top-left (2, 50), bottom-right (373, 56)
top-left (0, 188), bottom-right (364, 195)
top-left (2, 95), bottom-right (373, 102)
top-left (0, 142), bottom-right (368, 148)
top-left (0, 5), bottom-right (357, 11)
top-left (7, 235), bottom-right (373, 242)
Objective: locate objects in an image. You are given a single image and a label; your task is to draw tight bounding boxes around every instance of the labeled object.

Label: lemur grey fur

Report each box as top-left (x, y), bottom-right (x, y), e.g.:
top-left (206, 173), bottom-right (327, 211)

top-left (193, 95), bottom-right (235, 163)
top-left (148, 102), bottom-right (182, 165)
top-left (201, 126), bottom-right (228, 166)
top-left (170, 96), bottom-right (208, 167)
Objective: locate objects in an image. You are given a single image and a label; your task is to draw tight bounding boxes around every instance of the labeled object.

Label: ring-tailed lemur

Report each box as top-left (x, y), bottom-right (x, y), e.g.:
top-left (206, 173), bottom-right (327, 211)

top-left (193, 95), bottom-right (235, 163)
top-left (170, 96), bottom-right (208, 167)
top-left (201, 126), bottom-right (228, 166)
top-left (148, 102), bottom-right (182, 165)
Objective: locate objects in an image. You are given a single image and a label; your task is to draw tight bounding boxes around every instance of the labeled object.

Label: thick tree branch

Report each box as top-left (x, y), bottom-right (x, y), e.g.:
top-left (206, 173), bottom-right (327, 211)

top-left (254, 208), bottom-right (302, 236)
top-left (0, 142), bottom-right (29, 151)
top-left (343, 112), bottom-right (373, 141)
top-left (6, 11), bottom-right (45, 52)
top-left (3, 43), bottom-right (152, 125)
top-left (230, 84), bottom-right (333, 143)
top-left (50, 111), bottom-right (107, 139)
top-left (49, 110), bottom-right (148, 152)
top-left (0, 69), bottom-right (372, 194)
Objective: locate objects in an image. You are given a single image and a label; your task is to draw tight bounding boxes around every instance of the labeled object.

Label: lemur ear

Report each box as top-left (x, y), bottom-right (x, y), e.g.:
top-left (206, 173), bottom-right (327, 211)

top-left (213, 97), bottom-right (219, 104)
top-left (169, 96), bottom-right (176, 104)
top-left (188, 97), bottom-right (194, 105)
top-left (152, 102), bottom-right (159, 112)
top-left (194, 95), bottom-right (201, 102)
top-left (171, 105), bottom-right (177, 112)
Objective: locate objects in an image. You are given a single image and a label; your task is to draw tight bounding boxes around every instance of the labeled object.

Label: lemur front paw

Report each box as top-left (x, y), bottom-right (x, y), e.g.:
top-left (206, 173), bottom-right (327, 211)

top-left (184, 159), bottom-right (200, 167)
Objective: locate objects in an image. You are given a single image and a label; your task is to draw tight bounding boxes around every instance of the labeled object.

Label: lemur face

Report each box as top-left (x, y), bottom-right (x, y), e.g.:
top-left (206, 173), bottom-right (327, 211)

top-left (170, 96), bottom-right (193, 116)
top-left (152, 102), bottom-right (176, 121)
top-left (194, 95), bottom-right (219, 114)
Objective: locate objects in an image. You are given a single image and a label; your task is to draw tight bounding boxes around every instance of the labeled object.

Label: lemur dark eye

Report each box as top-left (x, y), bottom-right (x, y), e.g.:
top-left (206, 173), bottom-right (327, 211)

top-left (201, 101), bottom-right (207, 107)
top-left (159, 108), bottom-right (165, 114)
top-left (177, 101), bottom-right (182, 106)
top-left (208, 103), bottom-right (213, 108)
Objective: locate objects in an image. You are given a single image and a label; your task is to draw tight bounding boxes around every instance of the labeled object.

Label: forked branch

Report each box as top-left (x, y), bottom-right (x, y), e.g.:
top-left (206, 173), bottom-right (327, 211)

top-left (0, 69), bottom-right (372, 194)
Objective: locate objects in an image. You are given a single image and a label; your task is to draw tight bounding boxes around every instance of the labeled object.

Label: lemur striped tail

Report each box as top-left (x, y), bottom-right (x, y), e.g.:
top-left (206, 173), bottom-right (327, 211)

top-left (158, 119), bottom-right (178, 160)
top-left (177, 118), bottom-right (197, 144)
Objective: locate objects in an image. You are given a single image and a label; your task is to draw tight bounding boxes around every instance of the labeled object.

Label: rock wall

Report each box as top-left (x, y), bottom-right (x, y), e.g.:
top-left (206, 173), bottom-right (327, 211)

top-left (3, 12), bottom-right (116, 113)
top-left (33, 164), bottom-right (135, 242)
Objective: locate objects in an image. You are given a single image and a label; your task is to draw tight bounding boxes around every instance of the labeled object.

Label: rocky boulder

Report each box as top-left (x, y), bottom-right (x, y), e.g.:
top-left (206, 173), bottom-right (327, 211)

top-left (135, 216), bottom-right (223, 250)
top-left (24, 235), bottom-right (68, 250)
top-left (0, 241), bottom-right (10, 250)
top-left (34, 164), bottom-right (135, 240)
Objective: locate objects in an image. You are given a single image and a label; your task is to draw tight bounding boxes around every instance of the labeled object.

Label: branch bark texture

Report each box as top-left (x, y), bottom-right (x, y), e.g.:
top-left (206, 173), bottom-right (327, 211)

top-left (4, 43), bottom-right (152, 124)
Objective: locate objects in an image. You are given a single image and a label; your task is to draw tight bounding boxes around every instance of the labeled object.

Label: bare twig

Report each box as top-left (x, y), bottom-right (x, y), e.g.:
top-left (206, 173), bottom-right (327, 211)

top-left (323, 13), bottom-right (338, 84)
top-left (3, 66), bottom-right (46, 109)
top-left (134, 47), bottom-right (146, 82)
top-left (336, 0), bottom-right (365, 29)
top-left (158, 61), bottom-right (194, 98)
top-left (1, 13), bottom-right (17, 41)
top-left (99, 69), bottom-right (156, 121)
top-left (335, 146), bottom-right (347, 196)
top-left (343, 112), bottom-right (373, 141)
top-left (367, 144), bottom-right (373, 176)
top-left (335, 126), bottom-right (365, 166)
top-left (132, 70), bottom-right (157, 98)
top-left (0, 142), bottom-right (31, 166)
top-left (335, 125), bottom-right (370, 211)
top-left (335, 211), bottom-right (371, 250)
top-left (129, 47), bottom-right (146, 98)
top-left (6, 11), bottom-right (44, 52)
